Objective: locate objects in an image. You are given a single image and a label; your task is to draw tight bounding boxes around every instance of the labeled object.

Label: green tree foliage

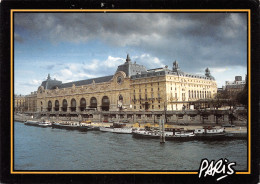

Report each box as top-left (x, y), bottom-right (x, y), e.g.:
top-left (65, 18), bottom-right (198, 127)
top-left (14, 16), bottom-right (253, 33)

top-left (236, 86), bottom-right (248, 106)
top-left (236, 75), bottom-right (248, 107)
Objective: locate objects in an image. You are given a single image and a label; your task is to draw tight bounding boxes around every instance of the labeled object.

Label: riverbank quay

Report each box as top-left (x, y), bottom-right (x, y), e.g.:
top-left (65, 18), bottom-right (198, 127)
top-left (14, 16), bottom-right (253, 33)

top-left (15, 109), bottom-right (247, 125)
top-left (14, 114), bottom-right (247, 135)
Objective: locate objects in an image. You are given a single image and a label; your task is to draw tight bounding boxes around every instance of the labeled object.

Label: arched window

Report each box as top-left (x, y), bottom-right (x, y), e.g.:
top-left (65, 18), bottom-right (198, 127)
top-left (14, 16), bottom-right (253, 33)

top-left (90, 97), bottom-right (97, 109)
top-left (55, 100), bottom-right (59, 111)
top-left (118, 95), bottom-right (123, 110)
top-left (101, 96), bottom-right (110, 111)
top-left (47, 101), bottom-right (52, 112)
top-left (119, 95), bottom-right (123, 101)
top-left (71, 98), bottom-right (76, 112)
top-left (80, 98), bottom-right (86, 111)
top-left (62, 99), bottom-right (67, 112)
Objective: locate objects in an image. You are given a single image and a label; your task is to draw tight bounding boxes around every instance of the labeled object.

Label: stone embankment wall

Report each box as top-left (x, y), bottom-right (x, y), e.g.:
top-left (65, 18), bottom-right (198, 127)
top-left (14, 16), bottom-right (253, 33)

top-left (15, 110), bottom-right (247, 126)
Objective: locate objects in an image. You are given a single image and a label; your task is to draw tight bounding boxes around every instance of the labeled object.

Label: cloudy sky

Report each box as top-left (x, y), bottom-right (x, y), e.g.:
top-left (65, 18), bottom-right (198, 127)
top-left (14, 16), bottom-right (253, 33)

top-left (14, 12), bottom-right (247, 95)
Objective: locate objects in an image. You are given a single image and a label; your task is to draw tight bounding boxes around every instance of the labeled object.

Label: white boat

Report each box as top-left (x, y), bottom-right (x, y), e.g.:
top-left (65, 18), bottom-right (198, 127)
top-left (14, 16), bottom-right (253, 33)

top-left (194, 126), bottom-right (226, 139)
top-left (132, 129), bottom-right (195, 140)
top-left (194, 126), bottom-right (225, 134)
top-left (52, 121), bottom-right (89, 131)
top-left (99, 122), bottom-right (132, 134)
top-left (132, 129), bottom-right (160, 138)
top-left (24, 120), bottom-right (39, 126)
top-left (38, 121), bottom-right (52, 127)
top-left (99, 126), bottom-right (114, 132)
top-left (174, 131), bottom-right (195, 137)
top-left (100, 126), bottom-right (133, 134)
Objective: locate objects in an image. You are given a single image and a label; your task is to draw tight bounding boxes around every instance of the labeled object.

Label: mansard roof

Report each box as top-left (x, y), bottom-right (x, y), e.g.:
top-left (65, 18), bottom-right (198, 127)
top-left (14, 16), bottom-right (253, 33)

top-left (131, 67), bottom-right (215, 80)
top-left (130, 58), bottom-right (215, 80)
top-left (116, 55), bottom-right (147, 77)
top-left (41, 76), bottom-right (62, 90)
top-left (55, 75), bottom-right (114, 89)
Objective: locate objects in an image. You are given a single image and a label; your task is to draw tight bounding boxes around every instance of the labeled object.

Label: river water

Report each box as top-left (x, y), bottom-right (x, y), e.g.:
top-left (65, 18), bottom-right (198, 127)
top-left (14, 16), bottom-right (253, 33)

top-left (14, 121), bottom-right (247, 171)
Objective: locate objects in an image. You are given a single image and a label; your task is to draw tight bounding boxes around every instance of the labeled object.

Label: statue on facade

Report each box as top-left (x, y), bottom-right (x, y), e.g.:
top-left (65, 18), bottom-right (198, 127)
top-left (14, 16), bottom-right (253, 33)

top-left (205, 68), bottom-right (211, 77)
top-left (126, 54), bottom-right (131, 63)
top-left (173, 60), bottom-right (179, 71)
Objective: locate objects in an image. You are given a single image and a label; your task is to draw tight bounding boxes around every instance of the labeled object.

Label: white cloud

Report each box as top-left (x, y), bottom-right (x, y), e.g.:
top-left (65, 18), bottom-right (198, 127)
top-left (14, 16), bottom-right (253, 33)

top-left (77, 73), bottom-right (97, 78)
top-left (133, 54), bottom-right (165, 69)
top-left (15, 80), bottom-right (40, 95)
top-left (210, 67), bottom-right (228, 73)
top-left (22, 54), bottom-right (165, 90)
top-left (30, 80), bottom-right (42, 85)
top-left (211, 66), bottom-right (246, 88)
top-left (103, 56), bottom-right (124, 68)
top-left (61, 69), bottom-right (73, 76)
top-left (49, 56), bottom-right (124, 83)
top-left (87, 59), bottom-right (99, 70)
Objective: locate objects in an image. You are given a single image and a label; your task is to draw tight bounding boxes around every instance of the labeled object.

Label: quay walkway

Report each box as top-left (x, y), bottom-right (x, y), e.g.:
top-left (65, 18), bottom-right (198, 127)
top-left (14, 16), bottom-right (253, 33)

top-left (14, 114), bottom-right (247, 134)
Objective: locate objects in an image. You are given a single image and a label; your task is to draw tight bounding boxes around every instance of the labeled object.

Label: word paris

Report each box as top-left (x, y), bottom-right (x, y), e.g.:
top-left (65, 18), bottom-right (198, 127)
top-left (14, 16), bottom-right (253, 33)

top-left (198, 159), bottom-right (236, 181)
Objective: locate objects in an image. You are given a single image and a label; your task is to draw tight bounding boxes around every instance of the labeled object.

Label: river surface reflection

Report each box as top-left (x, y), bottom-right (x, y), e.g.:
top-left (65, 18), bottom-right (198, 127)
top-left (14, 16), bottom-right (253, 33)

top-left (14, 122), bottom-right (247, 171)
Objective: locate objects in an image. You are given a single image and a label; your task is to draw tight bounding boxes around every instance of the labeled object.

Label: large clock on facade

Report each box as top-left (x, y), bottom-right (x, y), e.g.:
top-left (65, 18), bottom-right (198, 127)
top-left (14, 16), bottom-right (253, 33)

top-left (117, 76), bottom-right (122, 84)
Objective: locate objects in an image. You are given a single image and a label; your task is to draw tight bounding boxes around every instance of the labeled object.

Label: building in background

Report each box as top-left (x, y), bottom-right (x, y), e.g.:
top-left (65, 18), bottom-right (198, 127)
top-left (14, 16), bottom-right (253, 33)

top-left (36, 54), bottom-right (217, 117)
top-left (224, 76), bottom-right (246, 97)
top-left (14, 94), bottom-right (26, 113)
top-left (25, 91), bottom-right (37, 112)
top-left (14, 93), bottom-right (38, 113)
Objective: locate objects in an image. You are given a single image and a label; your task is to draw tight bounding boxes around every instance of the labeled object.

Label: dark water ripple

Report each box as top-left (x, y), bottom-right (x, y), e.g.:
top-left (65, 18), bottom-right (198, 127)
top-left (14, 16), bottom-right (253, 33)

top-left (14, 122), bottom-right (247, 171)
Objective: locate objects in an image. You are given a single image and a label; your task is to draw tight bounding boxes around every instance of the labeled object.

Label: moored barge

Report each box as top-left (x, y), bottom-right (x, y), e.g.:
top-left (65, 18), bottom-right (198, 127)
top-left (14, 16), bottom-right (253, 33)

top-left (132, 128), bottom-right (195, 141)
top-left (99, 122), bottom-right (132, 134)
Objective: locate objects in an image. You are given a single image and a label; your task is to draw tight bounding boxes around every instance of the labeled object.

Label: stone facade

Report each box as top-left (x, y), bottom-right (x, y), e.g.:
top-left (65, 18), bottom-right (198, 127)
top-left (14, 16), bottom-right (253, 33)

top-left (36, 55), bottom-right (217, 115)
top-left (224, 76), bottom-right (246, 98)
top-left (14, 95), bottom-right (26, 112)
top-left (25, 91), bottom-right (37, 112)
top-left (224, 76), bottom-right (246, 92)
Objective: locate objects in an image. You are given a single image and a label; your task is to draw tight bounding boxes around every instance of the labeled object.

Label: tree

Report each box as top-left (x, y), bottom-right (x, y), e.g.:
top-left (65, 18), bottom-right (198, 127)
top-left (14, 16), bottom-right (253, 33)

top-left (236, 75), bottom-right (248, 107)
top-left (236, 87), bottom-right (247, 106)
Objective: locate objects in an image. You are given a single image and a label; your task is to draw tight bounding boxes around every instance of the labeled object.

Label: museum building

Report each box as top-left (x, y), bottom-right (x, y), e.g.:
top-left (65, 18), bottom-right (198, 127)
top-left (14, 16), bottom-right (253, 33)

top-left (37, 54), bottom-right (217, 121)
